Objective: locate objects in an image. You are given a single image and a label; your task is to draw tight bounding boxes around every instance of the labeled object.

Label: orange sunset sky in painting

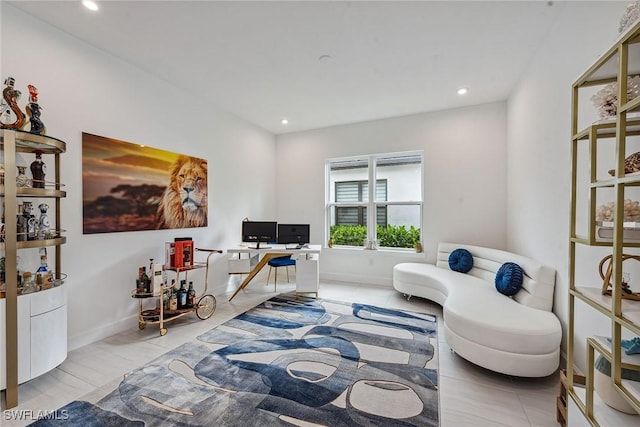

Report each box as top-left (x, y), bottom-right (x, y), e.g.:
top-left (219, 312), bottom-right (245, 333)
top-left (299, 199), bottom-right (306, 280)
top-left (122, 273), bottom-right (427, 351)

top-left (82, 133), bottom-right (178, 202)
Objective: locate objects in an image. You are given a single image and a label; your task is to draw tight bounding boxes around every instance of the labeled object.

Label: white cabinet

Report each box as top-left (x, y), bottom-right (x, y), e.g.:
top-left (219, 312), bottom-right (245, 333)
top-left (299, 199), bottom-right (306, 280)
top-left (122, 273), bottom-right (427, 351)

top-left (295, 253), bottom-right (319, 296)
top-left (0, 284), bottom-right (66, 389)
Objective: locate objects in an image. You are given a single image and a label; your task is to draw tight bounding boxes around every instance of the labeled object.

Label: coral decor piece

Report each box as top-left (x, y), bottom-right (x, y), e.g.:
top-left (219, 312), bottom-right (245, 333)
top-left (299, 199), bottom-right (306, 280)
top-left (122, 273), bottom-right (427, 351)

top-left (620, 1), bottom-right (640, 34)
top-left (596, 199), bottom-right (640, 222)
top-left (591, 76), bottom-right (640, 118)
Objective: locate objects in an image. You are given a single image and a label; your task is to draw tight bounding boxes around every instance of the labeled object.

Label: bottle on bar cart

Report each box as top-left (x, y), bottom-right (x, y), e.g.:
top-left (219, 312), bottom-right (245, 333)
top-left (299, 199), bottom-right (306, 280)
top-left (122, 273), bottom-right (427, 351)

top-left (178, 280), bottom-right (187, 309)
top-left (187, 281), bottom-right (196, 308)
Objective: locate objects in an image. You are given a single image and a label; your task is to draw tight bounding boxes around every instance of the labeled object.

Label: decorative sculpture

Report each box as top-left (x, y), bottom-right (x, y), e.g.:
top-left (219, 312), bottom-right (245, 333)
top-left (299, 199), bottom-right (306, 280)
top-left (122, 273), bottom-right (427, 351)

top-left (37, 203), bottom-right (50, 240)
top-left (608, 151), bottom-right (640, 176)
top-left (16, 166), bottom-right (30, 188)
top-left (0, 77), bottom-right (26, 130)
top-left (26, 85), bottom-right (45, 135)
top-left (30, 150), bottom-right (46, 189)
top-left (599, 254), bottom-right (640, 300)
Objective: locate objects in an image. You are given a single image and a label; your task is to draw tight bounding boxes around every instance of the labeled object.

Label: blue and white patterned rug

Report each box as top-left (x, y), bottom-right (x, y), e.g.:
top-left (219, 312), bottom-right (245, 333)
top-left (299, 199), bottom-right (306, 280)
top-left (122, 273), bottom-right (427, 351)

top-left (33, 295), bottom-right (439, 426)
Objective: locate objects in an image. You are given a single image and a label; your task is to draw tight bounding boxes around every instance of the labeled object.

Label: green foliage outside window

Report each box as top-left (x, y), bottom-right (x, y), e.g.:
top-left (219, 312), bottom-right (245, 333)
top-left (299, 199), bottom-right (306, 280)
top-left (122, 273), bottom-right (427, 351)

top-left (330, 225), bottom-right (367, 246)
top-left (330, 225), bottom-right (421, 248)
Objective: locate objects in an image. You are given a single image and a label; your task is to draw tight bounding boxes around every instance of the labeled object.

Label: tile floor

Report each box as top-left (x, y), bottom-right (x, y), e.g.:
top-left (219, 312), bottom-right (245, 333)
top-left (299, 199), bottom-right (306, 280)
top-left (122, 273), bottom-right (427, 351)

top-left (1, 277), bottom-right (561, 426)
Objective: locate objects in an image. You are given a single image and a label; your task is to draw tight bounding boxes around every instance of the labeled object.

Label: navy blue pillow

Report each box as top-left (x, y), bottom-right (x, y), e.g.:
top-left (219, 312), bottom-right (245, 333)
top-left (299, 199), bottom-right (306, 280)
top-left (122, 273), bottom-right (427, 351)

top-left (449, 248), bottom-right (474, 273)
top-left (495, 262), bottom-right (524, 296)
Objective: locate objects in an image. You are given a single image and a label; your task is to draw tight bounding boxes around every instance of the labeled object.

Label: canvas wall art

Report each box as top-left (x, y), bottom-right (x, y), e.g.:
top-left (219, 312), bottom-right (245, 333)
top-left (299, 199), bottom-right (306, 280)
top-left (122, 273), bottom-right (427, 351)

top-left (82, 132), bottom-right (208, 234)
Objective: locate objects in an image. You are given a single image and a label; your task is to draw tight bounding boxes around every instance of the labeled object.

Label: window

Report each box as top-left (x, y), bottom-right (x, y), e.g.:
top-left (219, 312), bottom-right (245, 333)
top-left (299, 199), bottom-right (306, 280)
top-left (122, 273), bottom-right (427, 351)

top-left (326, 151), bottom-right (422, 249)
top-left (335, 180), bottom-right (387, 226)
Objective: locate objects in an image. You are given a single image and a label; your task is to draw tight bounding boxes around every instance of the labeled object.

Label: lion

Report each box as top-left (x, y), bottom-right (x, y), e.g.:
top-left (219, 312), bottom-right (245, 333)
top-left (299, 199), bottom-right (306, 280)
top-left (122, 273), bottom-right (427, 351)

top-left (156, 155), bottom-right (208, 229)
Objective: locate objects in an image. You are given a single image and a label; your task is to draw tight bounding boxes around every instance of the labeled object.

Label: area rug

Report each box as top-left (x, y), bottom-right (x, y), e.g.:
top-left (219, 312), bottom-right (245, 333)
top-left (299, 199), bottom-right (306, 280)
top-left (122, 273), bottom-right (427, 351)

top-left (33, 294), bottom-right (439, 426)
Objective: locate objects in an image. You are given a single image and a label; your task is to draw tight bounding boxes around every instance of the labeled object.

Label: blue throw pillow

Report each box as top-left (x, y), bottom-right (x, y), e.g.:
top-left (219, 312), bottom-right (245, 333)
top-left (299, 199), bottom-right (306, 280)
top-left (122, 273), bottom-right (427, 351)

top-left (495, 262), bottom-right (524, 296)
top-left (449, 248), bottom-right (473, 273)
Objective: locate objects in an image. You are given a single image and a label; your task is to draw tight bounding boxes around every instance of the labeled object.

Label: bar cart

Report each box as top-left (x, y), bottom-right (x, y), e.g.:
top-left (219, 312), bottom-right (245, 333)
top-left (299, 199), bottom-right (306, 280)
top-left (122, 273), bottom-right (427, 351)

top-left (131, 248), bottom-right (222, 336)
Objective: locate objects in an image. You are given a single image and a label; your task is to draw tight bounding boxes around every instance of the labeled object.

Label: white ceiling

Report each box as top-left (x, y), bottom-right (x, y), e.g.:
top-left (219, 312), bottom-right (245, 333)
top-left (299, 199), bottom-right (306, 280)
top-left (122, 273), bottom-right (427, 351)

top-left (7, 1), bottom-right (565, 134)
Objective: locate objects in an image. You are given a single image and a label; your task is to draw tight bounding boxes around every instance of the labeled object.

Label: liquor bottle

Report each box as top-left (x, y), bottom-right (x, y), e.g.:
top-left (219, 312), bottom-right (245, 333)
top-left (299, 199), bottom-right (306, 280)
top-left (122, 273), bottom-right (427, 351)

top-left (21, 202), bottom-right (36, 240)
top-left (16, 166), bottom-right (29, 188)
top-left (30, 150), bottom-right (46, 189)
top-left (140, 267), bottom-right (150, 294)
top-left (169, 291), bottom-right (177, 311)
top-left (163, 284), bottom-right (171, 309)
top-left (177, 280), bottom-right (187, 309)
top-left (37, 203), bottom-right (50, 240)
top-left (136, 267), bottom-right (144, 293)
top-left (16, 203), bottom-right (27, 241)
top-left (35, 248), bottom-right (52, 289)
top-left (0, 207), bottom-right (4, 242)
top-left (187, 281), bottom-right (196, 308)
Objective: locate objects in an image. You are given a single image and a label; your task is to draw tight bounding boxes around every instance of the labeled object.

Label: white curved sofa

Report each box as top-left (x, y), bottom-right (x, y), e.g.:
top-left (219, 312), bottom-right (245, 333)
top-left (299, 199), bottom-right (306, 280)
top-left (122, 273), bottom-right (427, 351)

top-left (393, 242), bottom-right (561, 377)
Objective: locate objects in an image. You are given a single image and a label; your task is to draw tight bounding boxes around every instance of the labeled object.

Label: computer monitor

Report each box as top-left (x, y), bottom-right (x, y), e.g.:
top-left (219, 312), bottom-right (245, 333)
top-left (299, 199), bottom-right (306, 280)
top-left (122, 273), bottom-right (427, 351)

top-left (242, 221), bottom-right (277, 249)
top-left (277, 224), bottom-right (310, 246)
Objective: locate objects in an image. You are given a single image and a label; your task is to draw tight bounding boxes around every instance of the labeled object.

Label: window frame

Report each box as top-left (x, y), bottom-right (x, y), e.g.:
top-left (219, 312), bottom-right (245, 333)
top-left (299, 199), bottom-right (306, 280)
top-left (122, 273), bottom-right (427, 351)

top-left (325, 150), bottom-right (424, 250)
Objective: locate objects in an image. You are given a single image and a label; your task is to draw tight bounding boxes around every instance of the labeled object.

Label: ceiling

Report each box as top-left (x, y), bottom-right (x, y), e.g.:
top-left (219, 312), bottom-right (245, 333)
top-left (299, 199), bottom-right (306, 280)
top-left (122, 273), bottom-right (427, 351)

top-left (7, 1), bottom-right (565, 134)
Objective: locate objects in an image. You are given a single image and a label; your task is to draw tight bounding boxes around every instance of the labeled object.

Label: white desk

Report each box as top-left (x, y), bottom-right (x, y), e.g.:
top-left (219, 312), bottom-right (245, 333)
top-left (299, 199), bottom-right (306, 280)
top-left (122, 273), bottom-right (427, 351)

top-left (227, 244), bottom-right (321, 301)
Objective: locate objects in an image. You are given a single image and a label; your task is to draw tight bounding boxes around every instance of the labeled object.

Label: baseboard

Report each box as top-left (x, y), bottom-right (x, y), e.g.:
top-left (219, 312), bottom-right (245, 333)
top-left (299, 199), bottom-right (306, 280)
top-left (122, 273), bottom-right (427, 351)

top-left (320, 272), bottom-right (392, 287)
top-left (68, 314), bottom-right (138, 351)
top-left (68, 283), bottom-right (232, 351)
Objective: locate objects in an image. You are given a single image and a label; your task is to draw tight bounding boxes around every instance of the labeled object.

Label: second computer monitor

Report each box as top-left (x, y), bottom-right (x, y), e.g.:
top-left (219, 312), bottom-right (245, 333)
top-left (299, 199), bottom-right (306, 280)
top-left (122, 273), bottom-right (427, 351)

top-left (277, 224), bottom-right (310, 245)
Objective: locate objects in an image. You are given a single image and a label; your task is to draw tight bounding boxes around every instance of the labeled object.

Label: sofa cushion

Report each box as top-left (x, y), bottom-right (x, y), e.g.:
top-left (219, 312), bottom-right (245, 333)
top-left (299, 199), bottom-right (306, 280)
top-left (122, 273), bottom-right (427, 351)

top-left (448, 248), bottom-right (474, 273)
top-left (495, 262), bottom-right (524, 296)
top-left (437, 242), bottom-right (556, 311)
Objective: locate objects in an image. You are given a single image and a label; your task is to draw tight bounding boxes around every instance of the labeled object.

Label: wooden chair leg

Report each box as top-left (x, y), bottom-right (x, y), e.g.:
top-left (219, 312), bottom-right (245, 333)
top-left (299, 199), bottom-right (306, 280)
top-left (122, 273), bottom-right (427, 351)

top-left (266, 266), bottom-right (272, 286)
top-left (274, 267), bottom-right (277, 292)
top-left (286, 266), bottom-right (290, 283)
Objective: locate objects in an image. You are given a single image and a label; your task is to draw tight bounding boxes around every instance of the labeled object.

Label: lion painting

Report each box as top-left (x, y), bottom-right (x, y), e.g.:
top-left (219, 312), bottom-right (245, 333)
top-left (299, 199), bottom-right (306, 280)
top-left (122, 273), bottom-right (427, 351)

top-left (156, 155), bottom-right (208, 229)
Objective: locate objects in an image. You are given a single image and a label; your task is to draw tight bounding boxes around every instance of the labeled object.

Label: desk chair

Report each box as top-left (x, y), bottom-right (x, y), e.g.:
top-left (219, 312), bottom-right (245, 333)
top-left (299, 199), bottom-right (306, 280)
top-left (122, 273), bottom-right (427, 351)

top-left (266, 255), bottom-right (296, 291)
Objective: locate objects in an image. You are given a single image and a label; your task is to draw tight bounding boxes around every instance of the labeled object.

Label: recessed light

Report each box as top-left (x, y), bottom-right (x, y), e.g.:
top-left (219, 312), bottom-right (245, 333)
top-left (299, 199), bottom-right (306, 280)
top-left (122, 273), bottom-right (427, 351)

top-left (281, 119), bottom-right (289, 125)
top-left (457, 87), bottom-right (468, 95)
top-left (82, 0), bottom-right (99, 11)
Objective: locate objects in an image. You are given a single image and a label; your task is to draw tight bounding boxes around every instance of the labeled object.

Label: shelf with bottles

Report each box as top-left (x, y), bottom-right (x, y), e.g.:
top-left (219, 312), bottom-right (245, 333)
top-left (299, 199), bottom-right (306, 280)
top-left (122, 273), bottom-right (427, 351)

top-left (0, 157), bottom-right (67, 197)
top-left (0, 247), bottom-right (64, 299)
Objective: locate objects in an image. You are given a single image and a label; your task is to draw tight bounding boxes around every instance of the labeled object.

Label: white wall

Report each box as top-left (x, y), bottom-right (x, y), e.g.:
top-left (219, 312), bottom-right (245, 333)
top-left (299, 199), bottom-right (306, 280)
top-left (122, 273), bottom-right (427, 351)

top-left (276, 102), bottom-right (508, 285)
top-left (1, 5), bottom-right (276, 350)
top-left (507, 1), bottom-right (629, 372)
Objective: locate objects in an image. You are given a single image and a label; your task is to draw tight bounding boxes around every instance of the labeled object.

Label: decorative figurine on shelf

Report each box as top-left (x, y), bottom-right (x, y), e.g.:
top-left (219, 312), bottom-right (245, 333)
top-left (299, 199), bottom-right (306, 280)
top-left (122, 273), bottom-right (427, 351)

top-left (20, 201), bottom-right (37, 241)
top-left (37, 203), bottom-right (50, 240)
top-left (17, 202), bottom-right (30, 241)
top-left (26, 85), bottom-right (45, 135)
top-left (0, 77), bottom-right (26, 130)
top-left (599, 254), bottom-right (640, 301)
top-left (16, 165), bottom-right (30, 187)
top-left (30, 150), bottom-right (46, 188)
top-left (608, 151), bottom-right (640, 176)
